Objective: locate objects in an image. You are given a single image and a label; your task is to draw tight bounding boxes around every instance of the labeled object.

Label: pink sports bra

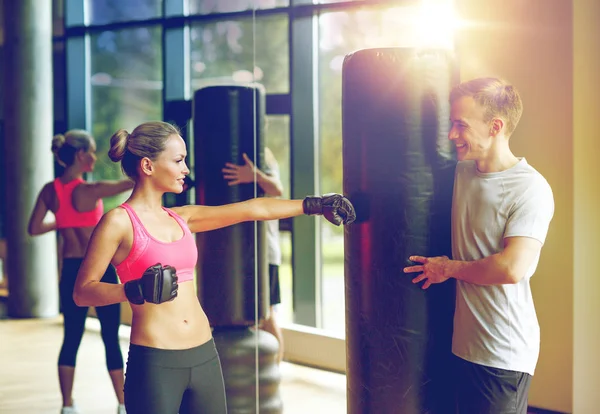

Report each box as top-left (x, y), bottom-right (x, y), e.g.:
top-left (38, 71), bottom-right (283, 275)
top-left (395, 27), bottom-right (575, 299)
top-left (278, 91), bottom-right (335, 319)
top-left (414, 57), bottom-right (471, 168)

top-left (115, 203), bottom-right (197, 284)
top-left (53, 178), bottom-right (103, 229)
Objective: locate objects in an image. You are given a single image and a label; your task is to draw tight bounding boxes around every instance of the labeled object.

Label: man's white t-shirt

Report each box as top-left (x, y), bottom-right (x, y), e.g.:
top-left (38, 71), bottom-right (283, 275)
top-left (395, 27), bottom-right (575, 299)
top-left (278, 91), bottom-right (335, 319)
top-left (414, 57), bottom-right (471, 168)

top-left (264, 158), bottom-right (282, 266)
top-left (451, 158), bottom-right (554, 375)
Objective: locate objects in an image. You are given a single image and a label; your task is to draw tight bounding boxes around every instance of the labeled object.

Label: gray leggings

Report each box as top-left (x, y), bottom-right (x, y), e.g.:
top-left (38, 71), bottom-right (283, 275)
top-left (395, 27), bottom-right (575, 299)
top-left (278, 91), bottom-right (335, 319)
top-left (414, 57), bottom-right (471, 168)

top-left (124, 339), bottom-right (227, 414)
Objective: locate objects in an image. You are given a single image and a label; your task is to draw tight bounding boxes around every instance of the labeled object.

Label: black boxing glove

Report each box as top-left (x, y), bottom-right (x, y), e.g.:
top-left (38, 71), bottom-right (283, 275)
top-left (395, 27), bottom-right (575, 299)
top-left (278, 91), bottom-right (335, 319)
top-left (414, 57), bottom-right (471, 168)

top-left (124, 263), bottom-right (178, 305)
top-left (302, 193), bottom-right (356, 226)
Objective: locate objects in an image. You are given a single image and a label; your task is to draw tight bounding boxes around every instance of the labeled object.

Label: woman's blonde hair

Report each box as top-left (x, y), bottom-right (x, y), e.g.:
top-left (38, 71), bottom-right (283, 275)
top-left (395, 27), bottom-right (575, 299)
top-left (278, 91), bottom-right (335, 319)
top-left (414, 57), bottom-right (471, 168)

top-left (51, 129), bottom-right (94, 167)
top-left (108, 121), bottom-right (181, 179)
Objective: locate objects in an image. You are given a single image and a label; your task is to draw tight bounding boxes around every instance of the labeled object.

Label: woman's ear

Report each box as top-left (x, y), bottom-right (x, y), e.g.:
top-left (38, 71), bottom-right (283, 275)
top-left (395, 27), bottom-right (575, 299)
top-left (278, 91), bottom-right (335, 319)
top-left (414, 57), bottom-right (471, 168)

top-left (140, 157), bottom-right (154, 176)
top-left (75, 149), bottom-right (86, 162)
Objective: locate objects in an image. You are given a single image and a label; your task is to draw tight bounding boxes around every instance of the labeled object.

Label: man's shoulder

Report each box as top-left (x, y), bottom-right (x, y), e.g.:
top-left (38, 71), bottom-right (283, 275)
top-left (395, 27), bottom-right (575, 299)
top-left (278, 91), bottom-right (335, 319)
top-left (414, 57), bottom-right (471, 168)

top-left (514, 159), bottom-right (553, 193)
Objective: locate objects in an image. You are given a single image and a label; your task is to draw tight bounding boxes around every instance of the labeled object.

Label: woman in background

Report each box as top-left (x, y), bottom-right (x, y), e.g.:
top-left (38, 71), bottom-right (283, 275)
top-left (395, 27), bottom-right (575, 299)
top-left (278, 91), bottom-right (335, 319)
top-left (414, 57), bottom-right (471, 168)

top-left (28, 130), bottom-right (134, 414)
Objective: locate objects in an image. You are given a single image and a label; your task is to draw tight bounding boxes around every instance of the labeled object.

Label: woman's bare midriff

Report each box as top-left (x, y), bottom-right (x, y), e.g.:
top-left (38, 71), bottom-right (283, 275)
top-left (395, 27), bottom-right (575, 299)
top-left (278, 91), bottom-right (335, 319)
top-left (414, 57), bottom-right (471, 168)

top-left (129, 281), bottom-right (212, 349)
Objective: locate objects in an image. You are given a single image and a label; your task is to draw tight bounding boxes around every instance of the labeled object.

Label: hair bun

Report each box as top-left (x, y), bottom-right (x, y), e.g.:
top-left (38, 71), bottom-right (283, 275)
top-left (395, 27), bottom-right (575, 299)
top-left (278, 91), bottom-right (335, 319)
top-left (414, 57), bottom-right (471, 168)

top-left (51, 134), bottom-right (66, 154)
top-left (108, 129), bottom-right (129, 162)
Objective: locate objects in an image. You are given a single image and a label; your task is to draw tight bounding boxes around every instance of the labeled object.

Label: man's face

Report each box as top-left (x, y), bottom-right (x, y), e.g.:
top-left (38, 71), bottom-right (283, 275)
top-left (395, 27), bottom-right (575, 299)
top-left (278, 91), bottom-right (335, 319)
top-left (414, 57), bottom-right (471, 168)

top-left (448, 96), bottom-right (494, 162)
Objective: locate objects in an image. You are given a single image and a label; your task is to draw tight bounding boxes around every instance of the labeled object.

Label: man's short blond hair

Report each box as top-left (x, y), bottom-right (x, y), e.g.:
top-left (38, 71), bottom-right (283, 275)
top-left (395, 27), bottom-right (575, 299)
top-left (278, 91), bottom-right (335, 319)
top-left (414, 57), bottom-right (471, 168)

top-left (450, 77), bottom-right (523, 137)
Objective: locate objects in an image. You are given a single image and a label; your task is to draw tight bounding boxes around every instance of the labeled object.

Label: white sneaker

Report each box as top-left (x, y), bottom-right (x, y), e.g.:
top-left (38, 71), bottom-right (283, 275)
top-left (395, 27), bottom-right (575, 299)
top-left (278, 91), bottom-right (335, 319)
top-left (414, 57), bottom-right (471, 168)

top-left (117, 404), bottom-right (126, 414)
top-left (60, 405), bottom-right (80, 414)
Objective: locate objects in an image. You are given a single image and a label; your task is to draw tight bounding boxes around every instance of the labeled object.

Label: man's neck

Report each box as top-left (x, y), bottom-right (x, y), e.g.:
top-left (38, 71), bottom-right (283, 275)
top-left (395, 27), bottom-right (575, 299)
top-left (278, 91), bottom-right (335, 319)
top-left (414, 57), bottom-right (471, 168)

top-left (475, 148), bottom-right (520, 173)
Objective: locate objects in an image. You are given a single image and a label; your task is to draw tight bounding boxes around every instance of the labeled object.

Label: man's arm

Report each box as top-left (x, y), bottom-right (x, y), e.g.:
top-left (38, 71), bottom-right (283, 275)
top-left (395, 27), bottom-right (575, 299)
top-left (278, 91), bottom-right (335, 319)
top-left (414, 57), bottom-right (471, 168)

top-left (404, 236), bottom-right (543, 289)
top-left (222, 149), bottom-right (283, 197)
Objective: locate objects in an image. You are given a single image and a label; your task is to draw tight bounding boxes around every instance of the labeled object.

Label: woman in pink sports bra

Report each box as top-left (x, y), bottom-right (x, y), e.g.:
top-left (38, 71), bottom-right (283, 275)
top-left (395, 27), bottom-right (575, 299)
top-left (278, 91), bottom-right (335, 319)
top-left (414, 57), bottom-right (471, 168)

top-left (28, 130), bottom-right (134, 414)
top-left (72, 121), bottom-right (356, 414)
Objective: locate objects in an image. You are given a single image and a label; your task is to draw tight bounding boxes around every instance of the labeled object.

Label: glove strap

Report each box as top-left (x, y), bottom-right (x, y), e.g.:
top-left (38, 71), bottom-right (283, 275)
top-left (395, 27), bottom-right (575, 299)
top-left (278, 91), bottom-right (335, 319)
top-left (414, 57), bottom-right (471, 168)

top-left (124, 281), bottom-right (145, 305)
top-left (302, 196), bottom-right (322, 216)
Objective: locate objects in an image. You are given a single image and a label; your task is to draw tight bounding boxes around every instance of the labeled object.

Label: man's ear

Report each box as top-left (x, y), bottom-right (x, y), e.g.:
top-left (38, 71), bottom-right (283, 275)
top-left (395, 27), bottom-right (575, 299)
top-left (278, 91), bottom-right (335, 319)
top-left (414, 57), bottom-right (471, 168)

top-left (140, 157), bottom-right (154, 176)
top-left (490, 118), bottom-right (504, 136)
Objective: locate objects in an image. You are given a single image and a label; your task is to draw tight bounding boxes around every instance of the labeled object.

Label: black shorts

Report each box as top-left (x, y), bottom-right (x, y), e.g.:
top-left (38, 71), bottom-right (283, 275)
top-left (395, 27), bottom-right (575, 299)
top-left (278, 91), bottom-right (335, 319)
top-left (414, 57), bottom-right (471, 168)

top-left (455, 355), bottom-right (532, 414)
top-left (269, 264), bottom-right (281, 306)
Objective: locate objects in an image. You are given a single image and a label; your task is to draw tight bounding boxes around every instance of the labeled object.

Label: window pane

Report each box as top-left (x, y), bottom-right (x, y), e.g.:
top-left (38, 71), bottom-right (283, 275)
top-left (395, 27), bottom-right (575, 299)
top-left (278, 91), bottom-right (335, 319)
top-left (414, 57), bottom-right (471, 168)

top-left (54, 42), bottom-right (66, 123)
top-left (86, 0), bottom-right (162, 25)
top-left (53, 0), bottom-right (64, 36)
top-left (278, 231), bottom-right (293, 325)
top-left (188, 0), bottom-right (289, 15)
top-left (189, 15), bottom-right (289, 94)
top-left (265, 115), bottom-right (290, 199)
top-left (319, 0), bottom-right (365, 3)
top-left (90, 26), bottom-right (163, 211)
top-left (318, 4), bottom-right (428, 335)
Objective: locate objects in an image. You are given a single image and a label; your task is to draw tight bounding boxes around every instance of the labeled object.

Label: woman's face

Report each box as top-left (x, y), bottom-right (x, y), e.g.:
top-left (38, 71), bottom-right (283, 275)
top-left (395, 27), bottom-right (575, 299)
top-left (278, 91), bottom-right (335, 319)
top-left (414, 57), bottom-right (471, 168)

top-left (79, 139), bottom-right (97, 172)
top-left (152, 134), bottom-right (190, 193)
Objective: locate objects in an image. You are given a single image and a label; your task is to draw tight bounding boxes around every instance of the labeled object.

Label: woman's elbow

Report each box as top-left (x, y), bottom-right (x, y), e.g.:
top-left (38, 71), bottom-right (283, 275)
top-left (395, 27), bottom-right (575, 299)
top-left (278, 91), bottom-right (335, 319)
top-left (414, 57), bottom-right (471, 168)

top-left (72, 285), bottom-right (89, 306)
top-left (27, 224), bottom-right (39, 236)
top-left (72, 290), bottom-right (84, 307)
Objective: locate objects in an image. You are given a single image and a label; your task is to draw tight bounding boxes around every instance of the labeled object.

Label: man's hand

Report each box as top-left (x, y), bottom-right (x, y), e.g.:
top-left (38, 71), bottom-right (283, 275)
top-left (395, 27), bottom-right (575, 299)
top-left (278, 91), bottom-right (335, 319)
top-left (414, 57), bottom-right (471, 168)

top-left (403, 255), bottom-right (451, 289)
top-left (222, 153), bottom-right (256, 186)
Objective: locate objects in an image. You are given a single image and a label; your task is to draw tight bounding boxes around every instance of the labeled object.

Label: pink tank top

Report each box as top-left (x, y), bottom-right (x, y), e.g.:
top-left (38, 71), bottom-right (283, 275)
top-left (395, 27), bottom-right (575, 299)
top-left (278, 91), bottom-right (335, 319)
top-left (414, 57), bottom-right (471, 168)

top-left (115, 203), bottom-right (197, 284)
top-left (53, 178), bottom-right (103, 229)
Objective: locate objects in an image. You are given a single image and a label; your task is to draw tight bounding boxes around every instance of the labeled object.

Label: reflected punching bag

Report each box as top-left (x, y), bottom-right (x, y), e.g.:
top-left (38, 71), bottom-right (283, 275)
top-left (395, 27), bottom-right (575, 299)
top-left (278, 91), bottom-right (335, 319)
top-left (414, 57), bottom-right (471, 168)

top-left (194, 84), bottom-right (269, 325)
top-left (343, 48), bottom-right (457, 414)
top-left (193, 84), bottom-right (282, 413)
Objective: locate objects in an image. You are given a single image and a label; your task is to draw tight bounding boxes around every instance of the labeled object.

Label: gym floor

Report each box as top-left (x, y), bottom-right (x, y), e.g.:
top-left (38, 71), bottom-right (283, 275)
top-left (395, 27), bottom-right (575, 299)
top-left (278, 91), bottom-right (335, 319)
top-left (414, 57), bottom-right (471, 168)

top-left (0, 297), bottom-right (544, 414)
top-left (0, 309), bottom-right (346, 414)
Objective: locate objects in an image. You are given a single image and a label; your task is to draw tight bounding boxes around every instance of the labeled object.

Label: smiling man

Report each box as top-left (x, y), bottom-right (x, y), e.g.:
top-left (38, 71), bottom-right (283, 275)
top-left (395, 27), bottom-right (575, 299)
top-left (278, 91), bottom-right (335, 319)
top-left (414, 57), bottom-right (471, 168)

top-left (403, 78), bottom-right (555, 414)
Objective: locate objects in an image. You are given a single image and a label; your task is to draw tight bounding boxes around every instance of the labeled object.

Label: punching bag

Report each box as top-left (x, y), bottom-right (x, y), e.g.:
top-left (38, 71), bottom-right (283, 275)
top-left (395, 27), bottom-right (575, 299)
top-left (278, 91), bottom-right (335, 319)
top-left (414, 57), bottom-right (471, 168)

top-left (193, 84), bottom-right (282, 413)
top-left (194, 84), bottom-right (269, 326)
top-left (343, 48), bottom-right (457, 414)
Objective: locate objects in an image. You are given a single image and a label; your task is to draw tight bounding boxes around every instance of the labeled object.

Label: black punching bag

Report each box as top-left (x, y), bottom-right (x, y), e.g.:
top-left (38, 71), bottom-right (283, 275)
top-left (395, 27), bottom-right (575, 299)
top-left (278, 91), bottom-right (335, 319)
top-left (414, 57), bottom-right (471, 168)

top-left (193, 84), bottom-right (282, 413)
top-left (343, 48), bottom-right (457, 414)
top-left (194, 84), bottom-right (269, 326)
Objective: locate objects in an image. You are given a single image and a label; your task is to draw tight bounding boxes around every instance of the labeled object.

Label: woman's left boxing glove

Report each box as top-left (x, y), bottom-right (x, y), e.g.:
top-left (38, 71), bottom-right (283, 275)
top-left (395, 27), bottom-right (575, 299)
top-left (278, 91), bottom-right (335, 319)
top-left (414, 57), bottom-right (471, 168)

top-left (124, 263), bottom-right (178, 305)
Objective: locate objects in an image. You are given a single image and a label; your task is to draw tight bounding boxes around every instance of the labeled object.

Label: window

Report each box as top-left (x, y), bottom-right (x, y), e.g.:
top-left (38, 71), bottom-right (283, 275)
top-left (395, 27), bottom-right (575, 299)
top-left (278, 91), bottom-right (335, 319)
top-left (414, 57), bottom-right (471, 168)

top-left (54, 42), bottom-right (67, 125)
top-left (86, 0), bottom-right (163, 25)
top-left (187, 0), bottom-right (289, 15)
top-left (189, 14), bottom-right (289, 95)
top-left (53, 0), bottom-right (65, 36)
top-left (89, 26), bottom-right (163, 211)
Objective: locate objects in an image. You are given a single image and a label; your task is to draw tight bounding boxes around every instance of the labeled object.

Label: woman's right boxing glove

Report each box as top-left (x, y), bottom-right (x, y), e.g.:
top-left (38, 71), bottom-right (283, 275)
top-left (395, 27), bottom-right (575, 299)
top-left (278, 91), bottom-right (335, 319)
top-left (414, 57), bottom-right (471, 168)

top-left (303, 193), bottom-right (356, 226)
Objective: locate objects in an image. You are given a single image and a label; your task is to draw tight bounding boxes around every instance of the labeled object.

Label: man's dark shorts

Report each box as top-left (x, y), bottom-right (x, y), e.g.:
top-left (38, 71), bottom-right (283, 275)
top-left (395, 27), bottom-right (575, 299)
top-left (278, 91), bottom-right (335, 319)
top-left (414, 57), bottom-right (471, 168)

top-left (269, 264), bottom-right (281, 306)
top-left (455, 355), bottom-right (532, 414)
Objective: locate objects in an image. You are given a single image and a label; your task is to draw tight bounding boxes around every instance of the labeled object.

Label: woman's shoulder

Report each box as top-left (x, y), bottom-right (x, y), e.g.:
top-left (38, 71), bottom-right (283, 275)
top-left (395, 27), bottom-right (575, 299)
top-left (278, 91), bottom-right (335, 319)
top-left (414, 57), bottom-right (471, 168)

top-left (39, 181), bottom-right (57, 202)
top-left (167, 205), bottom-right (191, 221)
top-left (168, 204), bottom-right (211, 225)
top-left (100, 205), bottom-right (131, 227)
